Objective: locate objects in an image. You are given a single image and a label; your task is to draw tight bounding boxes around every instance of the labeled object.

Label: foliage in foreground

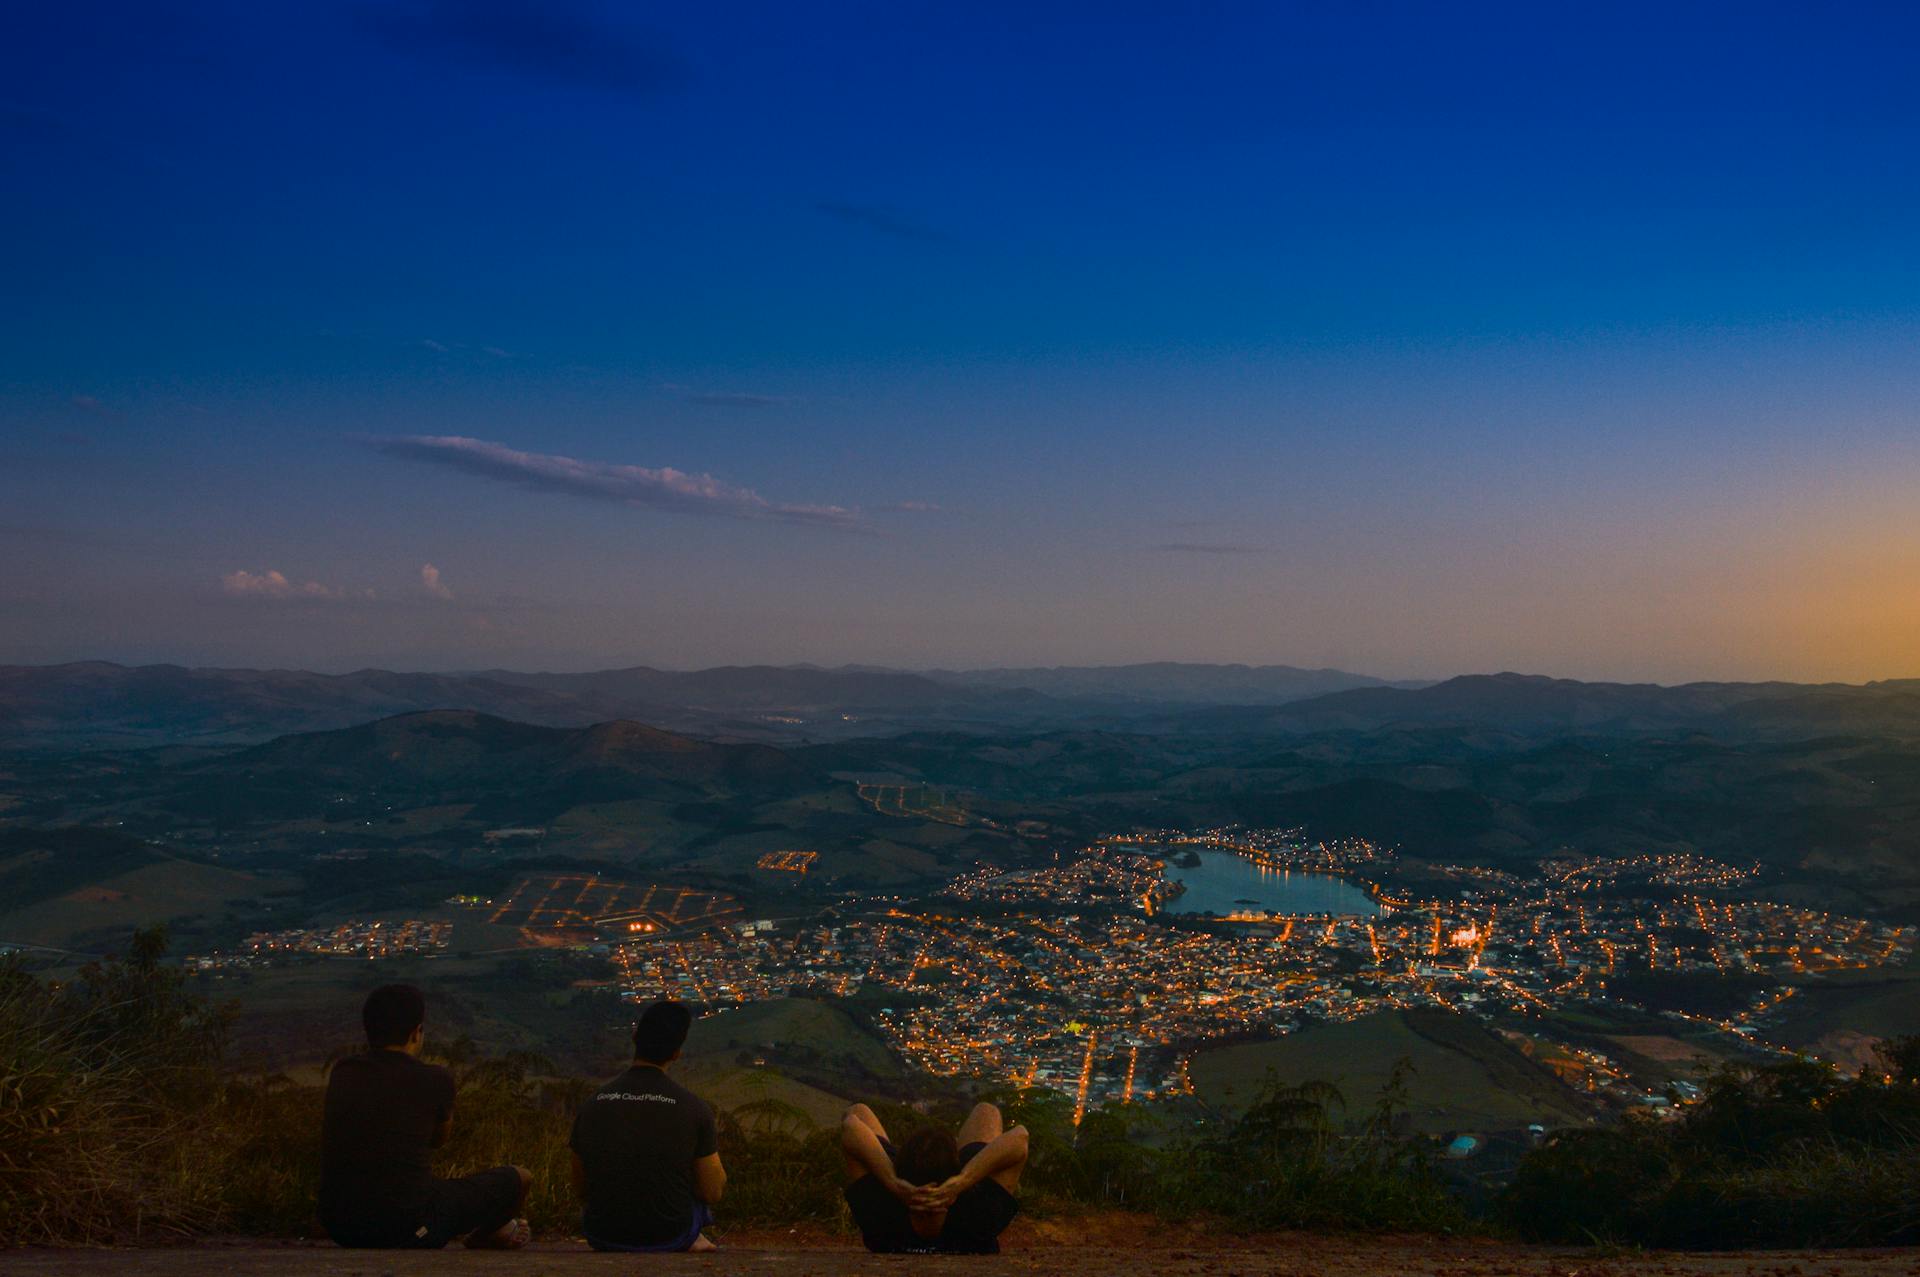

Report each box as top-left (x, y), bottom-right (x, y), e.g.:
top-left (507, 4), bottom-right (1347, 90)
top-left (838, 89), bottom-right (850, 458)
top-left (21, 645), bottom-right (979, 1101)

top-left (12, 933), bottom-right (1915, 1249)
top-left (1502, 1042), bottom-right (1920, 1249)
top-left (0, 930), bottom-right (230, 1244)
top-left (1, 933), bottom-right (1456, 1244)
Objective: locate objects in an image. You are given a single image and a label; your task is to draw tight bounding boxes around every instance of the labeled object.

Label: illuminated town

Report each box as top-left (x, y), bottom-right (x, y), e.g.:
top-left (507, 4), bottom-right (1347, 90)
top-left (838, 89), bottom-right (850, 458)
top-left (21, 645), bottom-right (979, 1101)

top-left (605, 829), bottom-right (1914, 1118)
top-left (180, 829), bottom-right (1914, 1119)
top-left (188, 919), bottom-right (453, 968)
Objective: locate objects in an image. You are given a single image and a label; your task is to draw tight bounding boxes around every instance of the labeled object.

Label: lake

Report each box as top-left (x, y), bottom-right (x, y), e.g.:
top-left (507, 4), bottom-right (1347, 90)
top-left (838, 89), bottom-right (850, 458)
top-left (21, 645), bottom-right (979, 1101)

top-left (1161, 851), bottom-right (1381, 916)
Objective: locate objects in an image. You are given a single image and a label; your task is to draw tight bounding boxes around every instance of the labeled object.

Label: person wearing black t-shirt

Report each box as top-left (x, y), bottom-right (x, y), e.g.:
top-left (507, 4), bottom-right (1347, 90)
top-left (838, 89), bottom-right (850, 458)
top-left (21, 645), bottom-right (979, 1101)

top-left (569, 1000), bottom-right (727, 1253)
top-left (318, 984), bottom-right (531, 1250)
top-left (841, 1101), bottom-right (1028, 1254)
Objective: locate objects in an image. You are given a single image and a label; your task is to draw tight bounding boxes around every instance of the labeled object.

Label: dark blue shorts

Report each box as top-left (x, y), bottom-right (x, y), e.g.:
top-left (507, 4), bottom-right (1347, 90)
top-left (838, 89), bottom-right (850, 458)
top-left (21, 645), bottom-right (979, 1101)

top-left (586, 1202), bottom-right (714, 1253)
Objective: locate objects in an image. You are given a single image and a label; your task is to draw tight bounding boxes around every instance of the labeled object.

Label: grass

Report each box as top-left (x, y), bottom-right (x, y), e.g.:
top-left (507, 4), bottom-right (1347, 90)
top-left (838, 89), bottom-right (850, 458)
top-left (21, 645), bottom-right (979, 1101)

top-left (17, 931), bottom-right (1918, 1251)
top-left (1192, 1010), bottom-right (1590, 1132)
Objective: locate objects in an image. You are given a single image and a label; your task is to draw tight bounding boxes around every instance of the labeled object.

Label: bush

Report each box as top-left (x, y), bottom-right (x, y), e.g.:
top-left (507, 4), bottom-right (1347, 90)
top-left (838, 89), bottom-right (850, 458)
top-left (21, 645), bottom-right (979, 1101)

top-left (0, 929), bottom-right (231, 1244)
top-left (1502, 1041), bottom-right (1920, 1248)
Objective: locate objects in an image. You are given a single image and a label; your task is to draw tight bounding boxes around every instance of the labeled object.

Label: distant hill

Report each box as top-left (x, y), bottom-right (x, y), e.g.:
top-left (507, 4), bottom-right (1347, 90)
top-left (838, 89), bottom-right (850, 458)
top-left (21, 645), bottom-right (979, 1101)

top-left (1256, 672), bottom-right (1920, 737)
top-left (924, 661), bottom-right (1421, 704)
top-left (0, 661), bottom-right (1054, 748)
top-left (177, 710), bottom-right (818, 822)
top-left (1192, 1008), bottom-right (1592, 1133)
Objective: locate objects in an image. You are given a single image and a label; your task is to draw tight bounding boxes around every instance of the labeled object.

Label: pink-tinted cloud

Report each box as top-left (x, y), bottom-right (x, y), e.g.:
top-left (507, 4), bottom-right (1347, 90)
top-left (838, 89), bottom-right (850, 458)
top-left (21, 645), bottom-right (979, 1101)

top-left (371, 435), bottom-right (870, 531)
top-left (420, 563), bottom-right (454, 600)
top-left (221, 569), bottom-right (343, 600)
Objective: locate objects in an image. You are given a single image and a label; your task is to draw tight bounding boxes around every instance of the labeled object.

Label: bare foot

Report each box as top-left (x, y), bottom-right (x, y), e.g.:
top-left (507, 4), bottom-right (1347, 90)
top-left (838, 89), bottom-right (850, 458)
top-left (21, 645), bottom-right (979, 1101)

top-left (688, 1232), bottom-right (718, 1253)
top-left (466, 1218), bottom-right (530, 1250)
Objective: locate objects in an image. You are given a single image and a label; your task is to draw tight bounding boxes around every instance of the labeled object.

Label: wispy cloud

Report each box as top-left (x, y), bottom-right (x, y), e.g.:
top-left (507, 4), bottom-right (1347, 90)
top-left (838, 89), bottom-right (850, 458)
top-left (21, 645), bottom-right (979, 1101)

top-left (420, 563), bottom-right (454, 600)
top-left (661, 383), bottom-right (797, 408)
top-left (221, 569), bottom-right (346, 600)
top-left (1150, 542), bottom-right (1264, 556)
top-left (877, 500), bottom-right (944, 513)
top-left (70, 393), bottom-right (110, 416)
top-left (817, 201), bottom-right (951, 243)
top-left (362, 0), bottom-right (684, 97)
top-left (689, 391), bottom-right (795, 408)
top-left (370, 435), bottom-right (870, 532)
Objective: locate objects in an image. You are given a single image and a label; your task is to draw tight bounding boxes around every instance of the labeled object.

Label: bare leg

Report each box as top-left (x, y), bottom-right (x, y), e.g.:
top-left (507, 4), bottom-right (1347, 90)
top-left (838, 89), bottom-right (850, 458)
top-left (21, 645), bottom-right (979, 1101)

top-left (955, 1102), bottom-right (1003, 1148)
top-left (689, 1233), bottom-right (717, 1253)
top-left (845, 1102), bottom-right (890, 1142)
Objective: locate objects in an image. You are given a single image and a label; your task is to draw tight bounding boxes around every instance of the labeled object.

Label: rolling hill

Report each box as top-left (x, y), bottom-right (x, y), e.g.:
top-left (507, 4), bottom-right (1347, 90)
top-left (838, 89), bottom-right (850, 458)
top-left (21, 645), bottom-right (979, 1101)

top-left (1191, 1008), bottom-right (1593, 1133)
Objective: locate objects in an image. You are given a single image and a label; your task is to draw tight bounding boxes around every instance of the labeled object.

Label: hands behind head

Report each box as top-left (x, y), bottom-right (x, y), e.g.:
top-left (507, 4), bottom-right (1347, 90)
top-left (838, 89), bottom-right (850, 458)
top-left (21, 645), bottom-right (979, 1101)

top-left (908, 1175), bottom-right (967, 1212)
top-left (886, 1172), bottom-right (965, 1212)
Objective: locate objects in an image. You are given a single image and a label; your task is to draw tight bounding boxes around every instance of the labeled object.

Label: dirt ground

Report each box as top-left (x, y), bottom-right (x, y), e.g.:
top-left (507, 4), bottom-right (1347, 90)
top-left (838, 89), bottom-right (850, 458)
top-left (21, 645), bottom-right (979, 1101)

top-left (7, 1219), bottom-right (1916, 1277)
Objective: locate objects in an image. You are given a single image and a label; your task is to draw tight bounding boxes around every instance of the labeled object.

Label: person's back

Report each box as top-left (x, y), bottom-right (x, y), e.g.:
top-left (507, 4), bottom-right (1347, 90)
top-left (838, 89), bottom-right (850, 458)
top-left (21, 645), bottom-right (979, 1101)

top-left (318, 984), bottom-right (530, 1250)
top-left (320, 1048), bottom-right (455, 1238)
top-left (569, 1000), bottom-right (725, 1252)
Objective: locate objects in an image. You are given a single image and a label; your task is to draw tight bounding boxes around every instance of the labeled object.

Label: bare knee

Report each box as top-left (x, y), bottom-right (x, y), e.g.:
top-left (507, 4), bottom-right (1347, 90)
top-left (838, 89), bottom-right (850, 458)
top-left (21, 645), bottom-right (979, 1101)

top-left (959, 1102), bottom-right (1004, 1141)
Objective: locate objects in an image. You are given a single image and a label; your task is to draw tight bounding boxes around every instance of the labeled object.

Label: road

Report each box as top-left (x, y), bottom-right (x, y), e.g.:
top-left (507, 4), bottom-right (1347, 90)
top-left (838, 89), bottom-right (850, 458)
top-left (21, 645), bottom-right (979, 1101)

top-left (6, 1226), bottom-right (1915, 1277)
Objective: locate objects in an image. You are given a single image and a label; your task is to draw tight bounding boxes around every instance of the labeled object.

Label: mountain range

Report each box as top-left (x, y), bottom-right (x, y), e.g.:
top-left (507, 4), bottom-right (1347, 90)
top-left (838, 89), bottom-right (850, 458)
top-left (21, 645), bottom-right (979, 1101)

top-left (4, 661), bottom-right (1920, 749)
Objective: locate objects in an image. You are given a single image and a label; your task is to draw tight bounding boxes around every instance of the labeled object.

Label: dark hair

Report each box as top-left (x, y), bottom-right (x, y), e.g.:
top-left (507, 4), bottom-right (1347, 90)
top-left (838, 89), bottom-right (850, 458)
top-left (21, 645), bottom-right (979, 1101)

top-left (363, 983), bottom-right (426, 1048)
top-left (632, 1000), bottom-right (693, 1064)
top-left (895, 1128), bottom-right (961, 1187)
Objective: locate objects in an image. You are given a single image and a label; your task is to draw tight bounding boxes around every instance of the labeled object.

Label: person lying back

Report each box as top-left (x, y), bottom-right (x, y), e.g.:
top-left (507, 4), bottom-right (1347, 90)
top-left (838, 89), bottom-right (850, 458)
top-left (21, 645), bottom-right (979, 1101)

top-left (840, 1100), bottom-right (1028, 1254)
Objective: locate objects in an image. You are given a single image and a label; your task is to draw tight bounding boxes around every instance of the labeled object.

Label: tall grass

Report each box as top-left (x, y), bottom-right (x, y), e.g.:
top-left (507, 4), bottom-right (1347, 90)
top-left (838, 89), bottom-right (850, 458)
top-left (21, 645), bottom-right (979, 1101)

top-left (0, 930), bottom-right (230, 1244)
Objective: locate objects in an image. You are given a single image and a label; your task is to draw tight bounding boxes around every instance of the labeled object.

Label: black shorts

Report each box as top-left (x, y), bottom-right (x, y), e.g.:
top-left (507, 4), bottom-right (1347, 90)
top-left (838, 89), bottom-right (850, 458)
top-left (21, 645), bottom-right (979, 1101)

top-left (850, 1140), bottom-right (1018, 1254)
top-left (326, 1166), bottom-right (523, 1249)
top-left (878, 1137), bottom-right (991, 1167)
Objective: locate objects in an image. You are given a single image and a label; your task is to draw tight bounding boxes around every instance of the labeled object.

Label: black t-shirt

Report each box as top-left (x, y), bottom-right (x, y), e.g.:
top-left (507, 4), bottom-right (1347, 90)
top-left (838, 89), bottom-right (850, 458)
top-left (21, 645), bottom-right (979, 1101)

top-left (844, 1144), bottom-right (1020, 1255)
top-left (570, 1064), bottom-right (718, 1246)
top-left (318, 1050), bottom-right (456, 1232)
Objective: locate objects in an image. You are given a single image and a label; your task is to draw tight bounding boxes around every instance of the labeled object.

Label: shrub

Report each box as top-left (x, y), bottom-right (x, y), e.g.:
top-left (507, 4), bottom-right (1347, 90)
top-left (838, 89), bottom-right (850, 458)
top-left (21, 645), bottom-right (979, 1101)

top-left (0, 929), bottom-right (231, 1244)
top-left (1502, 1040), bottom-right (1920, 1248)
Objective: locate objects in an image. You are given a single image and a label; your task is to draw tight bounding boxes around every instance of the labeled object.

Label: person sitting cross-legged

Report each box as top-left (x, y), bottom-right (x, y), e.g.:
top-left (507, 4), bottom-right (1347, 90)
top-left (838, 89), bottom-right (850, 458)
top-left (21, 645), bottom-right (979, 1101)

top-left (841, 1101), bottom-right (1028, 1254)
top-left (570, 1000), bottom-right (727, 1253)
top-left (318, 984), bottom-right (531, 1250)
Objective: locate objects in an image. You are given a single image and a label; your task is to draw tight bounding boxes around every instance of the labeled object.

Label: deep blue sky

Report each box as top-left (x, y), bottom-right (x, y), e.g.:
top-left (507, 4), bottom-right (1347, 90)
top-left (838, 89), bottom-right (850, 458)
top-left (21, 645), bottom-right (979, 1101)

top-left (4, 2), bottom-right (1918, 680)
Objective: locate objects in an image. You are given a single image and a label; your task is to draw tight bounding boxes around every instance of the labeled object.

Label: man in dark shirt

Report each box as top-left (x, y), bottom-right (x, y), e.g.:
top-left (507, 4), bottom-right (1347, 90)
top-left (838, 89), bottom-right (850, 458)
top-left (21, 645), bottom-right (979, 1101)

top-left (570, 1000), bottom-right (727, 1252)
top-left (318, 984), bottom-right (531, 1249)
top-left (841, 1101), bottom-right (1027, 1254)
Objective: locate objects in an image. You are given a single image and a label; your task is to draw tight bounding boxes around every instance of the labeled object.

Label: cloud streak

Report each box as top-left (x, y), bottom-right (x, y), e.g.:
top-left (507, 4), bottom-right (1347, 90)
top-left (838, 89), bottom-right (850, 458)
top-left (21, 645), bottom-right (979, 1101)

top-left (817, 201), bottom-right (951, 243)
top-left (688, 391), bottom-right (794, 408)
top-left (362, 0), bottom-right (684, 97)
top-left (1150, 542), bottom-right (1264, 556)
top-left (420, 563), bottom-right (454, 600)
top-left (371, 435), bottom-right (870, 531)
top-left (222, 569), bottom-right (344, 600)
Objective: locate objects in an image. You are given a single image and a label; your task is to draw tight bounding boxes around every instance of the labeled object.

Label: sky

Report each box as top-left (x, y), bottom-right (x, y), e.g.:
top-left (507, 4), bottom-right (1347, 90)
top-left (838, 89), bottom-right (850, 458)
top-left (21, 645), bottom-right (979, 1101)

top-left (3, 1), bottom-right (1919, 683)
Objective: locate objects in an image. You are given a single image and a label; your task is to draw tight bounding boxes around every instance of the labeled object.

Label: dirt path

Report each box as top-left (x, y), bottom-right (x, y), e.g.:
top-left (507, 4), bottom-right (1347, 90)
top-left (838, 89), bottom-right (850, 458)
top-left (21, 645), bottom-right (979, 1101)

top-left (7, 1228), bottom-right (1915, 1277)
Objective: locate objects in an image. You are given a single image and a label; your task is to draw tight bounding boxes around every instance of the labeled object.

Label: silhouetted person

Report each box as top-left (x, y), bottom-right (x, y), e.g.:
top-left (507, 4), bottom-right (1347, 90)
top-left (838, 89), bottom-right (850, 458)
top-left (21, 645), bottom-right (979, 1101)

top-left (318, 984), bottom-right (531, 1249)
top-left (840, 1101), bottom-right (1027, 1254)
top-left (570, 1000), bottom-right (726, 1252)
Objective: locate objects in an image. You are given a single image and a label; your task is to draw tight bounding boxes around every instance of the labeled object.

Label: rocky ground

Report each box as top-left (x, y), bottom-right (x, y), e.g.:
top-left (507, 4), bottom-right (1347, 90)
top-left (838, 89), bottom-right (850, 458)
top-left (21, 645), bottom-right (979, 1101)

top-left (7, 1220), bottom-right (1916, 1277)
